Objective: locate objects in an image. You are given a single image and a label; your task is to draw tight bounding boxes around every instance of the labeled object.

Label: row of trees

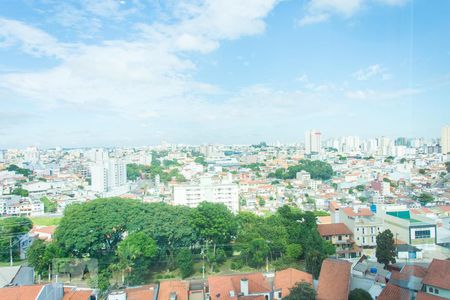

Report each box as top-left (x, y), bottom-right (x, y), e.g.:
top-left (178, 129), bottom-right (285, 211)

top-left (126, 162), bottom-right (186, 182)
top-left (27, 198), bottom-right (334, 288)
top-left (268, 160), bottom-right (333, 181)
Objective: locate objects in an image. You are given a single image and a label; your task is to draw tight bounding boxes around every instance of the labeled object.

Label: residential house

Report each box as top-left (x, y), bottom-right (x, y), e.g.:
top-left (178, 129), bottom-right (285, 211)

top-left (419, 259), bottom-right (450, 299)
top-left (317, 223), bottom-right (361, 258)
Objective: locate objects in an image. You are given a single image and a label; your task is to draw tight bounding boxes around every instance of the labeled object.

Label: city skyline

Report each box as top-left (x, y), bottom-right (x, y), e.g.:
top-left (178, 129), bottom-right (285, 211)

top-left (1, 0), bottom-right (450, 148)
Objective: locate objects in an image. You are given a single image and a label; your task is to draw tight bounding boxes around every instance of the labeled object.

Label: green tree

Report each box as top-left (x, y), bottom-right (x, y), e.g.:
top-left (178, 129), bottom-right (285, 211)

top-left (116, 232), bottom-right (157, 285)
top-left (348, 288), bottom-right (373, 300)
top-left (258, 198), bottom-right (266, 207)
top-left (126, 164), bottom-right (142, 181)
top-left (416, 193), bottom-right (434, 206)
top-left (355, 185), bottom-right (365, 192)
top-left (27, 240), bottom-right (61, 276)
top-left (12, 187), bottom-right (29, 197)
top-left (6, 164), bottom-right (32, 177)
top-left (176, 249), bottom-right (194, 279)
top-left (245, 238), bottom-right (270, 268)
top-left (192, 202), bottom-right (237, 256)
top-left (40, 197), bottom-right (57, 213)
top-left (305, 250), bottom-right (323, 279)
top-left (376, 229), bottom-right (396, 268)
top-left (27, 240), bottom-right (47, 275)
top-left (0, 217), bottom-right (33, 261)
top-left (286, 244), bottom-right (303, 260)
top-left (283, 282), bottom-right (316, 300)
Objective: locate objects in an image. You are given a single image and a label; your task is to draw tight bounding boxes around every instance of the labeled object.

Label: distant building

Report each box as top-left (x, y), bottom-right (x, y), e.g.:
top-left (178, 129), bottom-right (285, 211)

top-left (173, 175), bottom-right (239, 213)
top-left (340, 207), bottom-right (383, 248)
top-left (441, 125), bottom-right (450, 154)
top-left (90, 158), bottom-right (128, 195)
top-left (305, 130), bottom-right (322, 154)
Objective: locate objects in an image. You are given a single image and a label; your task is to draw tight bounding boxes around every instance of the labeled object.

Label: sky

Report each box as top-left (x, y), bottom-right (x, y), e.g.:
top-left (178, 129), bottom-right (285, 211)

top-left (0, 0), bottom-right (449, 148)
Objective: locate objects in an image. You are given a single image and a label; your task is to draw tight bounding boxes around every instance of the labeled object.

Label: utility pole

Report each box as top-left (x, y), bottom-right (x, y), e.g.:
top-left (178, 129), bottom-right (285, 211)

top-left (9, 236), bottom-right (13, 266)
top-left (201, 247), bottom-right (205, 279)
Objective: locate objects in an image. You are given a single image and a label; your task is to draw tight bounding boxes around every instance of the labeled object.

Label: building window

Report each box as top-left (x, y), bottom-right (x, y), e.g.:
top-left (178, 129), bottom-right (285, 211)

top-left (415, 230), bottom-right (431, 239)
top-left (429, 287), bottom-right (433, 293)
top-left (338, 235), bottom-right (342, 241)
top-left (435, 289), bottom-right (439, 294)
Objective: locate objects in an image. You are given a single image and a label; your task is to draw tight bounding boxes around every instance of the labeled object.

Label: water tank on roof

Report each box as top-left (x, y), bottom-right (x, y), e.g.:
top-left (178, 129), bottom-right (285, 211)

top-left (370, 267), bottom-right (377, 274)
top-left (108, 291), bottom-right (126, 300)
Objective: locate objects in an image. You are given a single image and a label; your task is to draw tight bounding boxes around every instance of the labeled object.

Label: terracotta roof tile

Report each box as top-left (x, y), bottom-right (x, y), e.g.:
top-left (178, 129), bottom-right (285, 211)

top-left (317, 223), bottom-right (352, 236)
top-left (317, 259), bottom-right (351, 300)
top-left (0, 285), bottom-right (43, 300)
top-left (378, 283), bottom-right (413, 300)
top-left (274, 268), bottom-right (313, 298)
top-left (126, 285), bottom-right (156, 300)
top-left (62, 289), bottom-right (93, 300)
top-left (400, 265), bottom-right (427, 278)
top-left (158, 280), bottom-right (189, 300)
top-left (422, 259), bottom-right (450, 290)
top-left (208, 273), bottom-right (270, 300)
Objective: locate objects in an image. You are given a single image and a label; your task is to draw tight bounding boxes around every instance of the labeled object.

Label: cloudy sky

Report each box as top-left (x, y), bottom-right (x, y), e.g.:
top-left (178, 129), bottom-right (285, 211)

top-left (0, 0), bottom-right (449, 148)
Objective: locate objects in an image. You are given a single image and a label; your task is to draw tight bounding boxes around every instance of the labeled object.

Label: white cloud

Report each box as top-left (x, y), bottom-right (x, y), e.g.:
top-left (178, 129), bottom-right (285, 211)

top-left (0, 18), bottom-right (70, 58)
top-left (346, 88), bottom-right (420, 100)
top-left (297, 0), bottom-right (408, 26)
top-left (0, 0), bottom-right (279, 126)
top-left (352, 64), bottom-right (391, 81)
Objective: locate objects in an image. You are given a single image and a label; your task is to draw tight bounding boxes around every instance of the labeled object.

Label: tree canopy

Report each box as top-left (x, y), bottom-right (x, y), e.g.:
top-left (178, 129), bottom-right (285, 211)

top-left (376, 229), bottom-right (396, 267)
top-left (268, 160), bottom-right (333, 180)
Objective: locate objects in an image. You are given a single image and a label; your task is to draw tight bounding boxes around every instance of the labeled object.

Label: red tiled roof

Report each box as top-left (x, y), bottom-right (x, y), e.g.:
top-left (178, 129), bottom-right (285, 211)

top-left (400, 265), bottom-right (427, 278)
top-left (158, 280), bottom-right (189, 300)
top-left (208, 273), bottom-right (270, 300)
top-left (317, 216), bottom-right (331, 224)
top-left (0, 285), bottom-right (43, 300)
top-left (62, 289), bottom-right (92, 300)
top-left (329, 202), bottom-right (340, 211)
top-left (422, 259), bottom-right (450, 289)
top-left (274, 268), bottom-right (313, 298)
top-left (341, 207), bottom-right (373, 217)
top-left (126, 285), bottom-right (156, 300)
top-left (378, 283), bottom-right (413, 300)
top-left (317, 223), bottom-right (352, 237)
top-left (416, 292), bottom-right (447, 300)
top-left (317, 259), bottom-right (351, 300)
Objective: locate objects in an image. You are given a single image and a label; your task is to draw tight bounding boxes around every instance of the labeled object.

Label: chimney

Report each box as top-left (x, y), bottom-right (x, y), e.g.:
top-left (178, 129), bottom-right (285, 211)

top-left (240, 278), bottom-right (249, 296)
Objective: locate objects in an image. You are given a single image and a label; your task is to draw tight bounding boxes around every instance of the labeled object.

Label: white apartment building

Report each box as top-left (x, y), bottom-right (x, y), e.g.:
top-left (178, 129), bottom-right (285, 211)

top-left (305, 130), bottom-right (322, 154)
top-left (339, 207), bottom-right (383, 248)
top-left (441, 125), bottom-right (450, 154)
top-left (173, 175), bottom-right (239, 213)
top-left (90, 158), bottom-right (128, 194)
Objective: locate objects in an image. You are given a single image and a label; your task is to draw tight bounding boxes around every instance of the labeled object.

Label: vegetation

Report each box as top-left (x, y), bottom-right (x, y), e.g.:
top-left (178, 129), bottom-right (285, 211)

top-left (446, 161), bottom-right (450, 173)
top-left (415, 193), bottom-right (434, 206)
top-left (376, 229), bottom-right (396, 268)
top-left (40, 197), bottom-right (57, 213)
top-left (6, 164), bottom-right (32, 177)
top-left (348, 288), bottom-right (373, 300)
top-left (283, 282), bottom-right (316, 300)
top-left (126, 162), bottom-right (186, 183)
top-left (268, 160), bottom-right (333, 181)
top-left (26, 198), bottom-right (332, 289)
top-left (0, 217), bottom-right (33, 262)
top-left (12, 187), bottom-right (29, 197)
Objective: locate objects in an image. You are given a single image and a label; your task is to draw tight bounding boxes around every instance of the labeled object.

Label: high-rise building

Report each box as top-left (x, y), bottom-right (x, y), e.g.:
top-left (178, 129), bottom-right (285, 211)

top-left (441, 125), bottom-right (450, 154)
top-left (90, 158), bottom-right (127, 194)
top-left (305, 130), bottom-right (322, 154)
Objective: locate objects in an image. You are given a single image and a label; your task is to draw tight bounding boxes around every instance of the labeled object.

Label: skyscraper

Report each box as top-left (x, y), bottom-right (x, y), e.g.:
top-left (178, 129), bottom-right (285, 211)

top-left (441, 125), bottom-right (450, 154)
top-left (305, 130), bottom-right (322, 154)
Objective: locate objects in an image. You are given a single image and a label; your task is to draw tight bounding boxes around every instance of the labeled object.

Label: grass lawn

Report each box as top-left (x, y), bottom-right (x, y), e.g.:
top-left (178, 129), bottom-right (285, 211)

top-left (30, 216), bottom-right (62, 226)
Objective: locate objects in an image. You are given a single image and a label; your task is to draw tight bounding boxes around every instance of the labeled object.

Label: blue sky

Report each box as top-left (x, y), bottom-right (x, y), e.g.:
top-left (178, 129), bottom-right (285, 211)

top-left (0, 0), bottom-right (449, 148)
